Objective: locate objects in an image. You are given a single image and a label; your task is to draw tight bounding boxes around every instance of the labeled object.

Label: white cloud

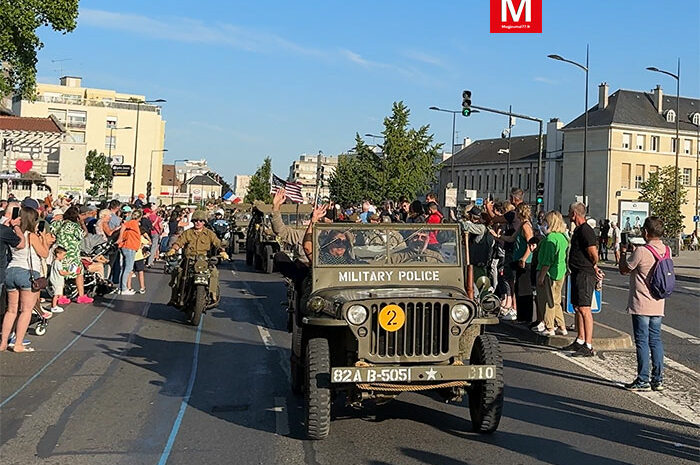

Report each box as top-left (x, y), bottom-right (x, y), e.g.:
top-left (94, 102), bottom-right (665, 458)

top-left (339, 49), bottom-right (417, 78)
top-left (79, 8), bottom-right (323, 56)
top-left (403, 50), bottom-right (446, 68)
top-left (534, 76), bottom-right (558, 84)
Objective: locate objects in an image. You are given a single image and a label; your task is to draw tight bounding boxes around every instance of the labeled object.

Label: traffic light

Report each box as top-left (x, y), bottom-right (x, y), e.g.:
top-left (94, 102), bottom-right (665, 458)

top-left (536, 182), bottom-right (544, 205)
top-left (462, 90), bottom-right (472, 116)
top-left (146, 181), bottom-right (152, 199)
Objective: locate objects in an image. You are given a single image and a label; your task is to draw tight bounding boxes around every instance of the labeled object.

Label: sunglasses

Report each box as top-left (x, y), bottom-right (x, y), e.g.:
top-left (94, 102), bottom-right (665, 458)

top-left (330, 239), bottom-right (349, 248)
top-left (413, 235), bottom-right (429, 241)
top-left (193, 219), bottom-right (205, 223)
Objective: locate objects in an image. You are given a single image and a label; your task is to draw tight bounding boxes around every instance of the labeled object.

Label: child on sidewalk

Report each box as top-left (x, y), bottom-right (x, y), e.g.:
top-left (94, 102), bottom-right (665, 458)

top-left (50, 246), bottom-right (71, 313)
top-left (127, 227), bottom-right (151, 294)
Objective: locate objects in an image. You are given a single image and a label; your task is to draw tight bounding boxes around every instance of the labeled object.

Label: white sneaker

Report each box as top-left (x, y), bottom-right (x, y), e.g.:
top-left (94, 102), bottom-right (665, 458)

top-left (555, 327), bottom-right (568, 336)
top-left (50, 306), bottom-right (64, 313)
top-left (138, 288), bottom-right (146, 294)
top-left (538, 328), bottom-right (555, 337)
top-left (531, 322), bottom-right (545, 333)
top-left (120, 289), bottom-right (136, 296)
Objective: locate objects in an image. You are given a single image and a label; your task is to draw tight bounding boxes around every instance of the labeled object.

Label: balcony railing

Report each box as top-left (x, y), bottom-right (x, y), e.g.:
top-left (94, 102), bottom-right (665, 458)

top-left (66, 120), bottom-right (86, 129)
top-left (32, 95), bottom-right (162, 114)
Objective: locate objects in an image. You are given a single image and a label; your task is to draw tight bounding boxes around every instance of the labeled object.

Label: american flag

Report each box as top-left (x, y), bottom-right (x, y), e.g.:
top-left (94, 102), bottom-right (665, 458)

top-left (270, 174), bottom-right (304, 203)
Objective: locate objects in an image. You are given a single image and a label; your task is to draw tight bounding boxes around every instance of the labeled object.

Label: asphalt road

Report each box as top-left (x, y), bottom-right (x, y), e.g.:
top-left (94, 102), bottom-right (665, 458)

top-left (1, 257), bottom-right (698, 465)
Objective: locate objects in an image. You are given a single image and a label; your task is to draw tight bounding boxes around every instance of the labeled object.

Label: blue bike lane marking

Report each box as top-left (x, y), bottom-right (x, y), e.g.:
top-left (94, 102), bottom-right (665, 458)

top-left (0, 307), bottom-right (109, 409)
top-left (158, 314), bottom-right (204, 465)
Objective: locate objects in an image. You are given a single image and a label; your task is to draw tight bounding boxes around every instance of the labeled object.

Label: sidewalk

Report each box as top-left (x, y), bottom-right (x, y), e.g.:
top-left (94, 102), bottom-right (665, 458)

top-left (598, 250), bottom-right (700, 283)
top-left (497, 314), bottom-right (633, 351)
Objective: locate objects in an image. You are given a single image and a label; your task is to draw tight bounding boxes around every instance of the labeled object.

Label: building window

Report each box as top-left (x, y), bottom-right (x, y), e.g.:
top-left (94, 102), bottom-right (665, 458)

top-left (71, 132), bottom-right (85, 143)
top-left (48, 108), bottom-right (66, 124)
top-left (665, 110), bottom-right (676, 123)
top-left (693, 113), bottom-right (700, 126)
top-left (634, 165), bottom-right (645, 189)
top-left (649, 165), bottom-right (659, 174)
top-left (501, 172), bottom-right (506, 190)
top-left (524, 171), bottom-right (530, 190)
top-left (485, 172), bottom-right (489, 190)
top-left (682, 168), bottom-right (692, 186)
top-left (478, 172), bottom-right (482, 191)
top-left (650, 136), bottom-right (660, 151)
top-left (684, 139), bottom-right (692, 155)
top-left (67, 110), bottom-right (87, 129)
top-left (105, 136), bottom-right (116, 149)
top-left (671, 138), bottom-right (677, 153)
top-left (106, 117), bottom-right (117, 129)
top-left (493, 173), bottom-right (497, 191)
top-left (622, 133), bottom-right (631, 149)
top-left (621, 163), bottom-right (631, 189)
top-left (636, 135), bottom-right (645, 150)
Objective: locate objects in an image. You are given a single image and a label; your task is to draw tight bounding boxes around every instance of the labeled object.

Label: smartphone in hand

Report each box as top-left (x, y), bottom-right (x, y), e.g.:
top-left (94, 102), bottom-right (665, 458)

top-left (38, 221), bottom-right (45, 233)
top-left (11, 207), bottom-right (20, 220)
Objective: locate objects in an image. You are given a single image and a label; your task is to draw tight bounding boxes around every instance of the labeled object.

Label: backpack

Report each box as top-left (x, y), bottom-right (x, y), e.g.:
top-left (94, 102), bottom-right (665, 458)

top-left (644, 244), bottom-right (675, 300)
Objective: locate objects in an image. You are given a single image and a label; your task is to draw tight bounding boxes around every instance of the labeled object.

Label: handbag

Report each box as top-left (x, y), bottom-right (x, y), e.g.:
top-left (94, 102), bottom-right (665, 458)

top-left (28, 234), bottom-right (48, 291)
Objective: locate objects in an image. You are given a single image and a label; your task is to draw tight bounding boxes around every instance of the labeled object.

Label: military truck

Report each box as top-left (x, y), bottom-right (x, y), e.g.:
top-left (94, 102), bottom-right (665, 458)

top-left (290, 223), bottom-right (503, 440)
top-left (229, 209), bottom-right (252, 255)
top-left (245, 204), bottom-right (313, 273)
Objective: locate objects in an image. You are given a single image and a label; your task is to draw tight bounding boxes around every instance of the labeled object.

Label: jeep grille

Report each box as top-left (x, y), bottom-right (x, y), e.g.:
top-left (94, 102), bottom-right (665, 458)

top-left (369, 301), bottom-right (450, 358)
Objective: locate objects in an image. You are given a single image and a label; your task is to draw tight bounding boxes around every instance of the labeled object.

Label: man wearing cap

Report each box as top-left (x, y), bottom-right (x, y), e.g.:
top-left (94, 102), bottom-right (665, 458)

top-left (459, 206), bottom-right (494, 285)
top-left (166, 210), bottom-right (227, 307)
top-left (79, 205), bottom-right (98, 234)
top-left (134, 194), bottom-right (145, 209)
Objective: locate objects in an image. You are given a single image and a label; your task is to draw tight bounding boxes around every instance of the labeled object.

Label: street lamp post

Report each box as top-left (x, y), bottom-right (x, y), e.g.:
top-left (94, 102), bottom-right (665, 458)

top-left (130, 98), bottom-right (166, 202)
top-left (647, 59), bottom-right (681, 206)
top-left (172, 159), bottom-right (188, 205)
top-left (148, 149), bottom-right (168, 203)
top-left (548, 44), bottom-right (589, 203)
top-left (106, 125), bottom-right (132, 200)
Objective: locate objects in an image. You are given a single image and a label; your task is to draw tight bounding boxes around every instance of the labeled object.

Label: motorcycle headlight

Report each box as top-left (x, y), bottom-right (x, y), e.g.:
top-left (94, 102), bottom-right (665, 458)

top-left (451, 304), bottom-right (471, 324)
top-left (346, 305), bottom-right (368, 325)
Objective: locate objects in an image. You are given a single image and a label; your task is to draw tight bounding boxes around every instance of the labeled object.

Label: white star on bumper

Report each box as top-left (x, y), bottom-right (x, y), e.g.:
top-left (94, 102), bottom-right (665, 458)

top-left (425, 368), bottom-right (437, 380)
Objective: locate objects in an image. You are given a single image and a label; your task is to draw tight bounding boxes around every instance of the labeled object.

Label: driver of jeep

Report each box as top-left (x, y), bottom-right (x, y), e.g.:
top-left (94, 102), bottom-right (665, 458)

top-left (166, 210), bottom-right (228, 307)
top-left (319, 230), bottom-right (355, 264)
top-left (385, 230), bottom-right (445, 264)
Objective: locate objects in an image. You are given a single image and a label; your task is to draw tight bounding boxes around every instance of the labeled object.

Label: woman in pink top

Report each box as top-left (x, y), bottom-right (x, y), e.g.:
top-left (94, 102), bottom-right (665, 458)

top-left (618, 216), bottom-right (667, 392)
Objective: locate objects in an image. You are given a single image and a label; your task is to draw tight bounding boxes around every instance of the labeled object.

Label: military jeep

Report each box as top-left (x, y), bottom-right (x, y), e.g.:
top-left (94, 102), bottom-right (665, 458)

top-left (229, 210), bottom-right (252, 255)
top-left (291, 223), bottom-right (503, 440)
top-left (245, 205), bottom-right (279, 273)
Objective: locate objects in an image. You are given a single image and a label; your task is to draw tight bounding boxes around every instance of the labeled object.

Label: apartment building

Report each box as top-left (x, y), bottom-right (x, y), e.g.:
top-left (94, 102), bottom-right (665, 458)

top-left (288, 153), bottom-right (338, 202)
top-left (12, 76), bottom-right (166, 201)
top-left (561, 83), bottom-right (699, 232)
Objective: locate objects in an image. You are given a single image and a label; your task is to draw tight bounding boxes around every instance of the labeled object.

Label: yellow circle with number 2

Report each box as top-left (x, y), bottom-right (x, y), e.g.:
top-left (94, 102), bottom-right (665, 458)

top-left (378, 305), bottom-right (406, 332)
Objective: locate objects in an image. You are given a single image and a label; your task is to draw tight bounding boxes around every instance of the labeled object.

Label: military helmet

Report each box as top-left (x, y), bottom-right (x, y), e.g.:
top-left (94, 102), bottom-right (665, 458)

top-left (192, 210), bottom-right (208, 221)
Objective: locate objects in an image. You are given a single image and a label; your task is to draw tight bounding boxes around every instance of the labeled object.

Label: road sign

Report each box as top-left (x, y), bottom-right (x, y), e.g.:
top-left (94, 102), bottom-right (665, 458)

top-left (463, 189), bottom-right (477, 202)
top-left (694, 215), bottom-right (699, 223)
top-left (565, 276), bottom-right (602, 314)
top-left (475, 197), bottom-right (484, 207)
top-left (111, 164), bottom-right (132, 177)
top-left (444, 187), bottom-right (457, 208)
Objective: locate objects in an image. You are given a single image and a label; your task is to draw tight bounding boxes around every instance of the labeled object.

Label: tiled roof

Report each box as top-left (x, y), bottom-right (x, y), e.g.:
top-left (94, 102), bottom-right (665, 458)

top-left (0, 115), bottom-right (63, 133)
top-left (449, 134), bottom-right (546, 167)
top-left (563, 89), bottom-right (700, 131)
top-left (184, 174), bottom-right (221, 186)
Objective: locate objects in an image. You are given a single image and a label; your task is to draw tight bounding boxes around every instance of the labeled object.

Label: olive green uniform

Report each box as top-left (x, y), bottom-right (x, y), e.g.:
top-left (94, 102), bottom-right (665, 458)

top-left (384, 247), bottom-right (445, 264)
top-left (170, 228), bottom-right (222, 306)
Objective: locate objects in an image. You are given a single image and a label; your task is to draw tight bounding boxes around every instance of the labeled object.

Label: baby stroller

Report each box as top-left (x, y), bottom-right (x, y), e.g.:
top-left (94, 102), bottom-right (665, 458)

top-left (47, 240), bottom-right (117, 300)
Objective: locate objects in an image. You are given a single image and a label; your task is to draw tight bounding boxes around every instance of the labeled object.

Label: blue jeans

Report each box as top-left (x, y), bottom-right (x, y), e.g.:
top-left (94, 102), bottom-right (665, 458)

top-left (120, 248), bottom-right (137, 291)
top-left (632, 315), bottom-right (664, 384)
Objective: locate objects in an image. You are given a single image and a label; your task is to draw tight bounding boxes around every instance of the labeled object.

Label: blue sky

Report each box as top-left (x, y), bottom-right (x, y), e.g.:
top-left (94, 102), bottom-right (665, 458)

top-left (35, 0), bottom-right (700, 181)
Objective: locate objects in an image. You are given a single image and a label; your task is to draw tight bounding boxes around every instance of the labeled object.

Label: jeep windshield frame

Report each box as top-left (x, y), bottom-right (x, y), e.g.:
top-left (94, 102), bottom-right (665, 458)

top-left (311, 223), bottom-right (465, 292)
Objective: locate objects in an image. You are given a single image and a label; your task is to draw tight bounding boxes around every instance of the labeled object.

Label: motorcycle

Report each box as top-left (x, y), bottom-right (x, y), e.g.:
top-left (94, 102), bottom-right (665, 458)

top-left (170, 253), bottom-right (220, 326)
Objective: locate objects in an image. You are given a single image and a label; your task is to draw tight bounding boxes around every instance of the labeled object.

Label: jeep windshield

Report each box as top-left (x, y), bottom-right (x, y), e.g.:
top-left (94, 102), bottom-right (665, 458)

top-left (314, 224), bottom-right (460, 267)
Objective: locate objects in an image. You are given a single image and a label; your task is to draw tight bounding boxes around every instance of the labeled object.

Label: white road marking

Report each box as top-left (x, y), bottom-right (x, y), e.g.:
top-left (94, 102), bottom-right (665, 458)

top-left (274, 396), bottom-right (290, 436)
top-left (661, 325), bottom-right (700, 345)
top-left (257, 325), bottom-right (274, 350)
top-left (555, 351), bottom-right (700, 425)
top-left (682, 285), bottom-right (700, 292)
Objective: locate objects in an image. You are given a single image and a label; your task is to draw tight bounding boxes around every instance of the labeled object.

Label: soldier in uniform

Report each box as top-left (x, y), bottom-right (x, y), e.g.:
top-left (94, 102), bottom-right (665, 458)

top-left (384, 230), bottom-right (445, 264)
top-left (355, 213), bottom-right (404, 249)
top-left (166, 210), bottom-right (227, 306)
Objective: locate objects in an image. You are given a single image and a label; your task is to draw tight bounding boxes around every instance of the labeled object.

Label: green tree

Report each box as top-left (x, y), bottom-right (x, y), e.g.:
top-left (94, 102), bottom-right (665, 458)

top-left (329, 101), bottom-right (442, 205)
top-left (84, 149), bottom-right (113, 197)
top-left (245, 156), bottom-right (272, 204)
top-left (638, 165), bottom-right (687, 237)
top-left (0, 0), bottom-right (79, 99)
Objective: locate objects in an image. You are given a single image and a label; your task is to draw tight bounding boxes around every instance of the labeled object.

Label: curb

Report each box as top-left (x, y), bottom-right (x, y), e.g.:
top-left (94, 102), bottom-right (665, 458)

top-left (496, 318), bottom-right (633, 351)
top-left (598, 263), bottom-right (700, 284)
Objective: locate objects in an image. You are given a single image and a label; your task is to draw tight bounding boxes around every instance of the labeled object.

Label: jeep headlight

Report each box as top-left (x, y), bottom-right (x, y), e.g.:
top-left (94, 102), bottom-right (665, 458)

top-left (346, 305), bottom-right (368, 325)
top-left (308, 296), bottom-right (327, 313)
top-left (451, 303), bottom-right (471, 324)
